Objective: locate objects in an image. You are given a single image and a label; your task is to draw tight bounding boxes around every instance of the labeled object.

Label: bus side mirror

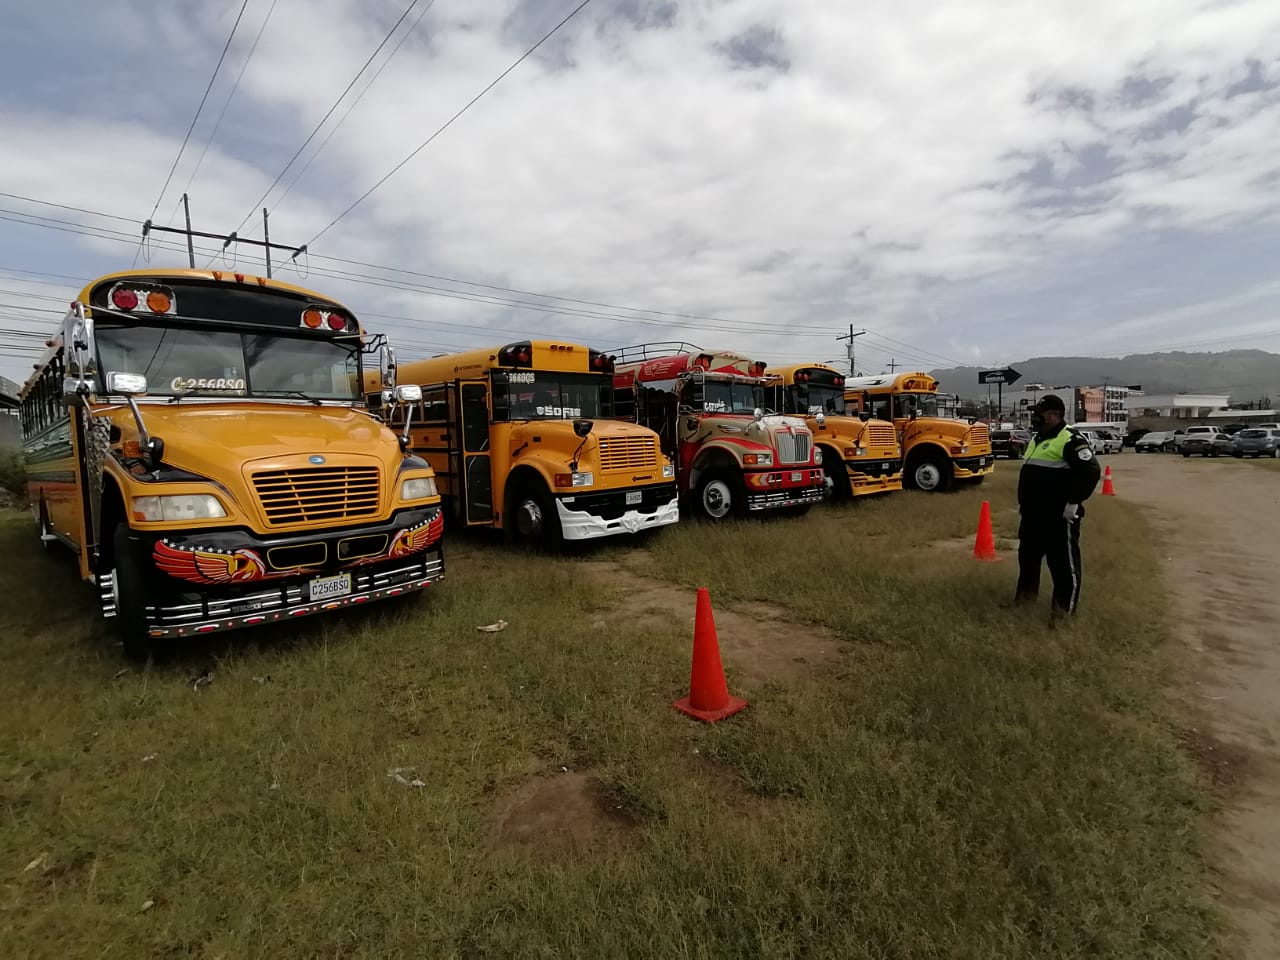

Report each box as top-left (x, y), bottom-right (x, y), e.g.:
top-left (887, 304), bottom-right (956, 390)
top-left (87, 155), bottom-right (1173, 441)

top-left (380, 344), bottom-right (397, 389)
top-left (62, 304), bottom-right (97, 405)
top-left (392, 384), bottom-right (421, 452)
top-left (106, 372), bottom-right (148, 396)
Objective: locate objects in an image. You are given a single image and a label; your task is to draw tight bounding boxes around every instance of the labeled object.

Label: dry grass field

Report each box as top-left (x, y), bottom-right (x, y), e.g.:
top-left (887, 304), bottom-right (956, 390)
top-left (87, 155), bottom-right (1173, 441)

top-left (0, 470), bottom-right (1226, 958)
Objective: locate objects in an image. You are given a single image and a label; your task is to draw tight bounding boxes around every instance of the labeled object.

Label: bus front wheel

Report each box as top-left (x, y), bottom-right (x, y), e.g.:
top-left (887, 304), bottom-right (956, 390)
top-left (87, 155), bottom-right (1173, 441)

top-left (822, 456), bottom-right (850, 501)
top-left (694, 469), bottom-right (745, 521)
top-left (907, 452), bottom-right (953, 493)
top-left (506, 481), bottom-right (561, 550)
top-left (110, 525), bottom-right (156, 661)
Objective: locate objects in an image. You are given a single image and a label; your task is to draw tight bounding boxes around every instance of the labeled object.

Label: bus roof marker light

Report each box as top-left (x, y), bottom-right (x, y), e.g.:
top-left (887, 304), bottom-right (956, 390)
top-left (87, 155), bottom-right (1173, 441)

top-left (326, 312), bottom-right (346, 331)
top-left (302, 309), bottom-right (324, 329)
top-left (145, 290), bottom-right (172, 314)
top-left (111, 287), bottom-right (138, 311)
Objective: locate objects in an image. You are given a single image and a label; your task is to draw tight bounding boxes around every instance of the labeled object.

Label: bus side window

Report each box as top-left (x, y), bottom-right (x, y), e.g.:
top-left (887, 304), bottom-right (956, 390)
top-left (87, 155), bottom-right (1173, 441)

top-left (870, 397), bottom-right (892, 420)
top-left (422, 387), bottom-right (448, 423)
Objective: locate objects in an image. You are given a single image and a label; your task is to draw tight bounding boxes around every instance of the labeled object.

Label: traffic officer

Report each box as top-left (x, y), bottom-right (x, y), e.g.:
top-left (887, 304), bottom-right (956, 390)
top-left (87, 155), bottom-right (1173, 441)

top-left (1014, 394), bottom-right (1101, 620)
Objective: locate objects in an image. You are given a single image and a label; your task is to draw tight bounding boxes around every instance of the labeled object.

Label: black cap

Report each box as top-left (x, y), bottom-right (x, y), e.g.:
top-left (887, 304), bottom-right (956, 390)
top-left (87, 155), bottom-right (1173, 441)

top-left (1035, 394), bottom-right (1066, 413)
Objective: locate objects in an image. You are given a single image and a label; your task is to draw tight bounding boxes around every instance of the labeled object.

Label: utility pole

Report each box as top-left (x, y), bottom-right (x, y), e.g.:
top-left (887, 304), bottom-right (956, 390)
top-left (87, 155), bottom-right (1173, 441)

top-left (262, 208), bottom-right (272, 278)
top-left (886, 358), bottom-right (898, 373)
top-left (181, 193), bottom-right (195, 268)
top-left (835, 325), bottom-right (866, 376)
top-left (140, 207), bottom-right (306, 275)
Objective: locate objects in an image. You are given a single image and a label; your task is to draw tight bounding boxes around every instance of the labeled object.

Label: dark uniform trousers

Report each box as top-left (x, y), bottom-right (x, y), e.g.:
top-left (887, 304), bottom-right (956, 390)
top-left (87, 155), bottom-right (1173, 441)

top-left (1015, 511), bottom-right (1083, 614)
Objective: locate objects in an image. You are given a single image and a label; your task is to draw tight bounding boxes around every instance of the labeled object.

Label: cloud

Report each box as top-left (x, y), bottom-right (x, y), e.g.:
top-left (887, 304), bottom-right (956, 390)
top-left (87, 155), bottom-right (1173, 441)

top-left (1, 0), bottom-right (1279, 385)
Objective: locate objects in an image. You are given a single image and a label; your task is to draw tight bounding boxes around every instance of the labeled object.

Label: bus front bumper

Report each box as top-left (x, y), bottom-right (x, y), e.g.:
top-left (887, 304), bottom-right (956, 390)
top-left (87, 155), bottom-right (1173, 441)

top-left (745, 468), bottom-right (825, 511)
top-left (847, 458), bottom-right (903, 495)
top-left (554, 484), bottom-right (681, 540)
top-left (954, 455), bottom-right (995, 479)
top-left (110, 506), bottom-right (445, 639)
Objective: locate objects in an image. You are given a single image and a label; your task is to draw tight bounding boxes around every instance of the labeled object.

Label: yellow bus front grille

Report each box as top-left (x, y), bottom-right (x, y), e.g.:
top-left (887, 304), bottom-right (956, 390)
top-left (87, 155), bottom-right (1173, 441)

top-left (598, 435), bottom-right (658, 472)
top-left (969, 424), bottom-right (990, 446)
top-left (868, 423), bottom-right (896, 447)
top-left (252, 467), bottom-right (381, 526)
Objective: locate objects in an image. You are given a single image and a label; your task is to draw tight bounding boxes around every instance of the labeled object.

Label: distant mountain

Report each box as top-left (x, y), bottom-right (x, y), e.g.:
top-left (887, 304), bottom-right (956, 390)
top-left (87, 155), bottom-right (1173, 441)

top-left (927, 350), bottom-right (1280, 404)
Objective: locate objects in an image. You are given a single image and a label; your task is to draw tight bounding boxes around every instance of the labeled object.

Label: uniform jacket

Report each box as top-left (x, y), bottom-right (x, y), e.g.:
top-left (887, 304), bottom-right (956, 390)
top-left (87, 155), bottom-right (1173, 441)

top-left (1017, 422), bottom-right (1101, 515)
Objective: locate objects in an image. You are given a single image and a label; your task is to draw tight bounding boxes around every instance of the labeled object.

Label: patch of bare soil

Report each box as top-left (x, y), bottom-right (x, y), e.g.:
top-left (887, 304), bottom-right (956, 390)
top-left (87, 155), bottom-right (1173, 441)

top-left (492, 771), bottom-right (638, 855)
top-left (1121, 454), bottom-right (1280, 957)
top-left (577, 560), bottom-right (842, 684)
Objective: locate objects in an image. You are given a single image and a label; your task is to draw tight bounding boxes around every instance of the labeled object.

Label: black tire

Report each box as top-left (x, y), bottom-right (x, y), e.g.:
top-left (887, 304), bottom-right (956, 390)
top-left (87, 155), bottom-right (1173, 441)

top-left (111, 524), bottom-right (155, 661)
top-left (1182, 452), bottom-right (1191, 459)
top-left (505, 479), bottom-right (561, 549)
top-left (1233, 452), bottom-right (1242, 458)
top-left (906, 451), bottom-right (953, 492)
top-left (693, 468), bottom-right (746, 521)
top-left (822, 455), bottom-right (850, 502)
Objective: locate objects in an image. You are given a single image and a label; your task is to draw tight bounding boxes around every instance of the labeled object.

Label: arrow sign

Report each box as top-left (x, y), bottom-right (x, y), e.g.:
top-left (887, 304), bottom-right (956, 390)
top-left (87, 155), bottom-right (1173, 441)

top-left (978, 367), bottom-right (1022, 386)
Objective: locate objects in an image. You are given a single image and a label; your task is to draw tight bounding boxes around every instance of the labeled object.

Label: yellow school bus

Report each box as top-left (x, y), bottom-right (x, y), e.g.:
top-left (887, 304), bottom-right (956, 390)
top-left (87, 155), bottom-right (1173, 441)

top-left (764, 363), bottom-right (902, 498)
top-left (844, 371), bottom-right (993, 491)
top-left (20, 268), bottom-right (444, 658)
top-left (378, 340), bottom-right (679, 546)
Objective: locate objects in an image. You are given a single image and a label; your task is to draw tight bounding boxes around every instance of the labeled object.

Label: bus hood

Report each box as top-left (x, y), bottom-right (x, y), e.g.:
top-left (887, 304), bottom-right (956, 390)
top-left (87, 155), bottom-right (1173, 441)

top-left (105, 401), bottom-right (398, 479)
top-left (508, 417), bottom-right (663, 465)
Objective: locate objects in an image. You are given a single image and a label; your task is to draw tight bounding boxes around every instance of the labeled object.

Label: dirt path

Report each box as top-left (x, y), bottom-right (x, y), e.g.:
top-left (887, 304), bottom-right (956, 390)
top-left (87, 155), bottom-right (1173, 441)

top-left (1114, 453), bottom-right (1280, 956)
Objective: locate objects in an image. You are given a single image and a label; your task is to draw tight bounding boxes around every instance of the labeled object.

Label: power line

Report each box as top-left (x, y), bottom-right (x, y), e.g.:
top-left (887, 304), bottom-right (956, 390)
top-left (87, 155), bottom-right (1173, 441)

top-left (268, 0), bottom-right (438, 216)
top-left (306, 0), bottom-right (598, 246)
top-left (144, 0), bottom-right (251, 223)
top-left (218, 0), bottom-right (426, 245)
top-left (0, 191), bottom-right (136, 224)
top-left (180, 0), bottom-right (281, 200)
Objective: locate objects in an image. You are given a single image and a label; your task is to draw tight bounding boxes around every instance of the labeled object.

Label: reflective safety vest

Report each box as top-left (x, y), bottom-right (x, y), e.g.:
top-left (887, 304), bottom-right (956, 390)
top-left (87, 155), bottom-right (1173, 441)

top-left (1023, 427), bottom-right (1079, 469)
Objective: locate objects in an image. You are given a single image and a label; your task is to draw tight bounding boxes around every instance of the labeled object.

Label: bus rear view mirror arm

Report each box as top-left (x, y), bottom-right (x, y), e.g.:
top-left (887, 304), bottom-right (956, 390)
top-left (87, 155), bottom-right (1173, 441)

top-left (105, 371), bottom-right (165, 468)
top-left (393, 383), bottom-right (422, 452)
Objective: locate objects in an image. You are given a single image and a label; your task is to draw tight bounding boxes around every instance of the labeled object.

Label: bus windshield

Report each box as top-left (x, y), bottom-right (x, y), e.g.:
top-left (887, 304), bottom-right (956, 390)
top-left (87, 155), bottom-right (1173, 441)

top-left (96, 325), bottom-right (360, 400)
top-left (896, 392), bottom-right (939, 418)
top-left (700, 379), bottom-right (764, 414)
top-left (497, 371), bottom-right (609, 420)
top-left (790, 383), bottom-right (846, 415)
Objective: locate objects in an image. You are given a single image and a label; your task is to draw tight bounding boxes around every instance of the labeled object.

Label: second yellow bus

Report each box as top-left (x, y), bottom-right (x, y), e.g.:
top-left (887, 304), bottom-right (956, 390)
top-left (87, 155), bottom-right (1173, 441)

top-left (375, 340), bottom-right (679, 546)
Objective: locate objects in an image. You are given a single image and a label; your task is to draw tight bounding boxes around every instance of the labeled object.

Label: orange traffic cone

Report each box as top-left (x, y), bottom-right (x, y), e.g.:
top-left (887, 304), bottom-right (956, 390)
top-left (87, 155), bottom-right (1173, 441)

top-left (973, 500), bottom-right (1000, 562)
top-left (673, 588), bottom-right (748, 723)
top-left (1101, 465), bottom-right (1115, 496)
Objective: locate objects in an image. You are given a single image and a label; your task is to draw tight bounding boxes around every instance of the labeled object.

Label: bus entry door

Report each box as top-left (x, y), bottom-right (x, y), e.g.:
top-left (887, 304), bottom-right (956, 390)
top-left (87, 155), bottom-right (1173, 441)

top-left (452, 380), bottom-right (493, 525)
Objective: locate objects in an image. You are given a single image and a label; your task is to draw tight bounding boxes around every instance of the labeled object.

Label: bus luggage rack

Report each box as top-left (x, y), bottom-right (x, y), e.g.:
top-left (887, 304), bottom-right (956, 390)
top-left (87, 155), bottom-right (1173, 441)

top-left (612, 342), bottom-right (705, 364)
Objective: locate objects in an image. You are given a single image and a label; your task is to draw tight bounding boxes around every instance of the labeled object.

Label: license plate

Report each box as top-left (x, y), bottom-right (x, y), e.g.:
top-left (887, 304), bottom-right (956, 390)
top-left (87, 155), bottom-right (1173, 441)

top-left (307, 572), bottom-right (351, 602)
top-left (979, 458), bottom-right (988, 467)
top-left (625, 490), bottom-right (642, 505)
top-left (790, 471), bottom-right (802, 482)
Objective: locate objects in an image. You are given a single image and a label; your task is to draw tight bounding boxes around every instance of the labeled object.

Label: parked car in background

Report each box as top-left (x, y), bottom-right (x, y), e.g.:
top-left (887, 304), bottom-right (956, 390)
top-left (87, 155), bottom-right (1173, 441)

top-left (1180, 429), bottom-right (1230, 457)
top-left (1135, 431), bottom-right (1174, 452)
top-left (1123, 428), bottom-right (1150, 448)
top-left (1176, 426), bottom-right (1222, 452)
top-left (1232, 428), bottom-right (1280, 458)
top-left (991, 428), bottom-right (1030, 459)
top-left (1255, 423), bottom-right (1280, 431)
top-left (1078, 429), bottom-right (1121, 454)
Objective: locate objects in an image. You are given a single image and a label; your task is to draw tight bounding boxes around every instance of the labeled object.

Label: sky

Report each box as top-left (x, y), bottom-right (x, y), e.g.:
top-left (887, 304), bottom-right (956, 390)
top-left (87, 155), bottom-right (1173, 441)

top-left (1, 0), bottom-right (1279, 389)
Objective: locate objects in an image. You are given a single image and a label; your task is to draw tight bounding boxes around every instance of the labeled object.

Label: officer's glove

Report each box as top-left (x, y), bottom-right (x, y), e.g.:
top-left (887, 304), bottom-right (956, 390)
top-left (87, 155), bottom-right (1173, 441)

top-left (1063, 503), bottom-right (1080, 521)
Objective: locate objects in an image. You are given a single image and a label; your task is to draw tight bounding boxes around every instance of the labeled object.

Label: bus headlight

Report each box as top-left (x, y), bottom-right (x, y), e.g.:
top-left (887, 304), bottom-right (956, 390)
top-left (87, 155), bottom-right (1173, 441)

top-left (401, 476), bottom-right (438, 501)
top-left (742, 452), bottom-right (773, 466)
top-left (662, 463), bottom-right (676, 478)
top-left (132, 494), bottom-right (226, 522)
top-left (814, 448), bottom-right (823, 465)
top-left (555, 472), bottom-right (594, 487)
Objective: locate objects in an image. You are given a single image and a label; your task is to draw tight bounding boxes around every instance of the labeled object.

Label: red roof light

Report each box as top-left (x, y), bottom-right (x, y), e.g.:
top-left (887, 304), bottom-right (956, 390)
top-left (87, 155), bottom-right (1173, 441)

top-left (326, 312), bottom-right (346, 331)
top-left (112, 288), bottom-right (138, 311)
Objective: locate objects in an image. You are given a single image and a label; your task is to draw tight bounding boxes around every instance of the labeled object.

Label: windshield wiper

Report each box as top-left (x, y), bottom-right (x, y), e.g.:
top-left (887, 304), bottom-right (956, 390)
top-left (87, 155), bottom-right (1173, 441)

top-left (166, 391), bottom-right (193, 403)
top-left (281, 391), bottom-right (324, 406)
